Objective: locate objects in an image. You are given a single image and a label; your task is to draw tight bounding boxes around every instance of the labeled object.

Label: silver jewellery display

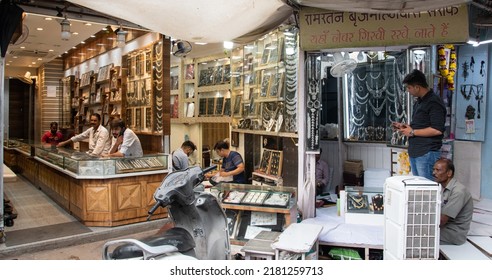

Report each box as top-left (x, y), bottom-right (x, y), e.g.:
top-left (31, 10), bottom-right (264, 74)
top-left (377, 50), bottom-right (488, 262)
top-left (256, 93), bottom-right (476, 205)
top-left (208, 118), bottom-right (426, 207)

top-left (346, 53), bottom-right (410, 143)
top-left (283, 29), bottom-right (298, 133)
top-left (306, 55), bottom-right (321, 150)
top-left (153, 41), bottom-right (163, 133)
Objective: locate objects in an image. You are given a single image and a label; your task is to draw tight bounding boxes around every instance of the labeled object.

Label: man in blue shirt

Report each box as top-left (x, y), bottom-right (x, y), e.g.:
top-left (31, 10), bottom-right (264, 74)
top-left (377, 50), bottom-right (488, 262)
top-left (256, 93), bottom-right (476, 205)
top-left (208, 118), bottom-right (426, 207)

top-left (213, 140), bottom-right (246, 184)
top-left (393, 69), bottom-right (446, 180)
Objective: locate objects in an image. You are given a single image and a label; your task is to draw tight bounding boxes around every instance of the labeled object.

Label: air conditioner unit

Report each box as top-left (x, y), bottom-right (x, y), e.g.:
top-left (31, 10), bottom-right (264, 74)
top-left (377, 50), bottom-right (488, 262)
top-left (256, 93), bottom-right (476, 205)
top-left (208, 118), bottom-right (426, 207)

top-left (383, 176), bottom-right (441, 260)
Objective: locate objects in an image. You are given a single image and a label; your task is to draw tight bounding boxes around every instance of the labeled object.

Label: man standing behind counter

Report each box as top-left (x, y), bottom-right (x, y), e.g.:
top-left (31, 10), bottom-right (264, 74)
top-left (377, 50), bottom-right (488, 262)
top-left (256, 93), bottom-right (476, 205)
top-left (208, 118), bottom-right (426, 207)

top-left (393, 69), bottom-right (446, 180)
top-left (57, 113), bottom-right (111, 156)
top-left (105, 118), bottom-right (143, 157)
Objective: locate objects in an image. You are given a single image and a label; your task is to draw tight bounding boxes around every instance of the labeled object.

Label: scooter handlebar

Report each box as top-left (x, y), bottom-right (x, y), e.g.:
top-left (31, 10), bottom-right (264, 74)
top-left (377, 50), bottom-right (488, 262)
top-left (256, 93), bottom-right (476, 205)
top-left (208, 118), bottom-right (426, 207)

top-left (146, 201), bottom-right (162, 221)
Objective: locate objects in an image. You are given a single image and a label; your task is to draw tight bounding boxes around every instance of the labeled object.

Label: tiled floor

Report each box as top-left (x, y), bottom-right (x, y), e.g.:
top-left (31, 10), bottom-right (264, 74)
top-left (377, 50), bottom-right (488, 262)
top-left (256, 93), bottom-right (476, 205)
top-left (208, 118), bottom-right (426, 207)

top-left (3, 176), bottom-right (76, 232)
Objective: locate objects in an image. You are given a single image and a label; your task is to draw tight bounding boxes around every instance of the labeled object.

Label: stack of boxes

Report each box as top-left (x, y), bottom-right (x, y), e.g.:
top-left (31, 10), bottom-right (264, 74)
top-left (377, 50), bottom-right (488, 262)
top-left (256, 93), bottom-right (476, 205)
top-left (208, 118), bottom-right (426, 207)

top-left (343, 160), bottom-right (364, 187)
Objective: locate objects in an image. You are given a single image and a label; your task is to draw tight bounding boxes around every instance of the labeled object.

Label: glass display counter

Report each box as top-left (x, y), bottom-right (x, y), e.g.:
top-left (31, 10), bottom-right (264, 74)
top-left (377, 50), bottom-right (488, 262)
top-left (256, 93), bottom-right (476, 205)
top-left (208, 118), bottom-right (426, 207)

top-left (4, 138), bottom-right (33, 155)
top-left (4, 140), bottom-right (170, 227)
top-left (34, 146), bottom-right (170, 178)
top-left (210, 183), bottom-right (298, 244)
top-left (342, 186), bottom-right (384, 226)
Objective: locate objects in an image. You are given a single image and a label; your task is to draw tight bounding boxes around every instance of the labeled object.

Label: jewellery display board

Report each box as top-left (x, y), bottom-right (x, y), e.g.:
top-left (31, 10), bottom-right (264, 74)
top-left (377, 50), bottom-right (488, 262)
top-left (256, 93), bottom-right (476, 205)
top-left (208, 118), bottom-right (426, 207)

top-left (337, 50), bottom-right (417, 145)
top-left (97, 63), bottom-right (113, 83)
top-left (344, 186), bottom-right (384, 215)
top-left (60, 75), bottom-right (75, 129)
top-left (255, 148), bottom-right (283, 176)
top-left (196, 90), bottom-right (231, 117)
top-left (124, 42), bottom-right (161, 133)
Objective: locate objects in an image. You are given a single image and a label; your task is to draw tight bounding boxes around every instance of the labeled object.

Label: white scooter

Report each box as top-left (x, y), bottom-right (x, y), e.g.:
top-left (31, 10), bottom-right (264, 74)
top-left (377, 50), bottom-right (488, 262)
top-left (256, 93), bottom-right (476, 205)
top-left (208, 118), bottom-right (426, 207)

top-left (102, 165), bottom-right (231, 260)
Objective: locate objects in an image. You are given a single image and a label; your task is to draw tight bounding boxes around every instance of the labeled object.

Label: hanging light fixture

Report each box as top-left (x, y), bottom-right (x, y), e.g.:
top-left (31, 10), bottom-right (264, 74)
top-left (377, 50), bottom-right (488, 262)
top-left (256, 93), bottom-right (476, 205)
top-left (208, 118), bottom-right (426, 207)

top-left (60, 15), bottom-right (71, 41)
top-left (116, 25), bottom-right (128, 48)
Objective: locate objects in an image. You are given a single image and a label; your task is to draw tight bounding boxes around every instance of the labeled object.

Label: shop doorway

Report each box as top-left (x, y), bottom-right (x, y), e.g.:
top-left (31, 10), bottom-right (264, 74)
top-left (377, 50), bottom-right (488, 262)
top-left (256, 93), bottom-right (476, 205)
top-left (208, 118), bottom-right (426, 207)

top-left (8, 79), bottom-right (35, 142)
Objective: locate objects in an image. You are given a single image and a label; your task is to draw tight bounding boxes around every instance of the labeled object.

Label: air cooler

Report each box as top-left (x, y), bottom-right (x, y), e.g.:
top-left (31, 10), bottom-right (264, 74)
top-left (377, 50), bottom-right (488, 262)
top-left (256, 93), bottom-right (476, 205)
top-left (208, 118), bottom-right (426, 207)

top-left (383, 176), bottom-right (441, 260)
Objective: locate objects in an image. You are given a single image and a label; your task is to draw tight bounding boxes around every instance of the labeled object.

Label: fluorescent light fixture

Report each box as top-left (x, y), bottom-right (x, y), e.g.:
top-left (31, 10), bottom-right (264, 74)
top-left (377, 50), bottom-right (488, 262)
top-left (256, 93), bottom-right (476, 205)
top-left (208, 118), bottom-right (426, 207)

top-left (467, 39), bottom-right (492, 47)
top-left (223, 41), bottom-right (233, 49)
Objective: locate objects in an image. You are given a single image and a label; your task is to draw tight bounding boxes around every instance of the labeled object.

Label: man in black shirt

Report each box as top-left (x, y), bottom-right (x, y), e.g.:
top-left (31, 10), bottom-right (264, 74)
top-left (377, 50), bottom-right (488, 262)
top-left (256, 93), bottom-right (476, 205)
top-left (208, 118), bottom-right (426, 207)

top-left (393, 69), bottom-right (446, 180)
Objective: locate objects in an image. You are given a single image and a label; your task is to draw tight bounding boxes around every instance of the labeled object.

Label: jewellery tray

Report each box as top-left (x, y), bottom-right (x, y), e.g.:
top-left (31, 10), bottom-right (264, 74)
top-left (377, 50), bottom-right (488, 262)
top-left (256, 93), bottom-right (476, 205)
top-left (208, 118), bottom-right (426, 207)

top-left (240, 190), bottom-right (269, 205)
top-left (262, 191), bottom-right (291, 207)
top-left (222, 190), bottom-right (247, 204)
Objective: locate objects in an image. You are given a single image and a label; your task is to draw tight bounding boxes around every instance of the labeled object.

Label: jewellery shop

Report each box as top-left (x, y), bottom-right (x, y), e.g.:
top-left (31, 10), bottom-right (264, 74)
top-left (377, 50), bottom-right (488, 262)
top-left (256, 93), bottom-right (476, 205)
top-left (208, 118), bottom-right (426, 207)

top-left (298, 4), bottom-right (491, 201)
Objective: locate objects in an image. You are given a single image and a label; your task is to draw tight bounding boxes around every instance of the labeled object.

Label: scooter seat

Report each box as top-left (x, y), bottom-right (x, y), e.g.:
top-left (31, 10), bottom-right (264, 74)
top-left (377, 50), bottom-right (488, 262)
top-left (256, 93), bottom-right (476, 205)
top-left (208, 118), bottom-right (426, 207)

top-left (111, 227), bottom-right (196, 259)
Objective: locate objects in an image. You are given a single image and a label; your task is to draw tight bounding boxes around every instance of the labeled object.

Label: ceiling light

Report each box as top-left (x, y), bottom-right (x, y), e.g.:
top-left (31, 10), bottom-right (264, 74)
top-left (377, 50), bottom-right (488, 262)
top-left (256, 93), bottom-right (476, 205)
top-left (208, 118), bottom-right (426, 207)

top-left (467, 39), bottom-right (492, 47)
top-left (37, 28), bottom-right (43, 31)
top-left (223, 41), bottom-right (233, 49)
top-left (60, 16), bottom-right (71, 41)
top-left (48, 49), bottom-right (54, 52)
top-left (84, 22), bottom-right (92, 26)
top-left (116, 26), bottom-right (128, 48)
top-left (44, 17), bottom-right (53, 21)
top-left (194, 42), bottom-right (208, 45)
top-left (72, 32), bottom-right (79, 35)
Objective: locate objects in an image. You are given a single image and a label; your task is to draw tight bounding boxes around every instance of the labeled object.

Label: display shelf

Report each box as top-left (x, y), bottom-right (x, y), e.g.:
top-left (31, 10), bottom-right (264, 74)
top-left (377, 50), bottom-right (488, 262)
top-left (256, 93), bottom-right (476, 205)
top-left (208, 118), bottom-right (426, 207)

top-left (231, 128), bottom-right (298, 138)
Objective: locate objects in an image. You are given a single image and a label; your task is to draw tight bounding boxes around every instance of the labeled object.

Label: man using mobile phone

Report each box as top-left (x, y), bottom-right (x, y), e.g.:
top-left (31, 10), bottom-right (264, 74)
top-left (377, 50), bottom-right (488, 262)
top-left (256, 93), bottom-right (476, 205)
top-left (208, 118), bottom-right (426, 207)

top-left (392, 69), bottom-right (446, 180)
top-left (105, 118), bottom-right (143, 157)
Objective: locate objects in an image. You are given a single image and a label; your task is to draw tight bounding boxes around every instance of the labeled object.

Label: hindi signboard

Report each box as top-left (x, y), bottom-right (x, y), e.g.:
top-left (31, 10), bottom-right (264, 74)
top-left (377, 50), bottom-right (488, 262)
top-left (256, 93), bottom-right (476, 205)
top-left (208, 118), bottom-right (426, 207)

top-left (300, 5), bottom-right (469, 50)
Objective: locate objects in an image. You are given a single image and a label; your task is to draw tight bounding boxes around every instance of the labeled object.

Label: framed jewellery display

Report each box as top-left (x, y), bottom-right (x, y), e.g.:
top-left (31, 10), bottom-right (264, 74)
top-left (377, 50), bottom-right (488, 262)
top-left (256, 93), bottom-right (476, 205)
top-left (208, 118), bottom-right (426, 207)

top-left (261, 43), bottom-right (271, 65)
top-left (207, 97), bottom-right (216, 115)
top-left (268, 150), bottom-right (282, 176)
top-left (80, 71), bottom-right (93, 88)
top-left (185, 63), bottom-right (194, 80)
top-left (455, 44), bottom-right (487, 141)
top-left (126, 108), bottom-right (133, 128)
top-left (258, 149), bottom-right (272, 173)
top-left (215, 96), bottom-right (225, 115)
top-left (97, 63), bottom-right (113, 82)
top-left (346, 193), bottom-right (370, 213)
top-left (199, 98), bottom-right (207, 116)
top-left (342, 50), bottom-right (411, 144)
top-left (135, 108), bottom-right (142, 130)
top-left (343, 186), bottom-right (385, 226)
top-left (223, 98), bottom-right (231, 116)
top-left (260, 71), bottom-right (271, 97)
top-left (144, 107), bottom-right (152, 132)
top-left (233, 95), bottom-right (242, 117)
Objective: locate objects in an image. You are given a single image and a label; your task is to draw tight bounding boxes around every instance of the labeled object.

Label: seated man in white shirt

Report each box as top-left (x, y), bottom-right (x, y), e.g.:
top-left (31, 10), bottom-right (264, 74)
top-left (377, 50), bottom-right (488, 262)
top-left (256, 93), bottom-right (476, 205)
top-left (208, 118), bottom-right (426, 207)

top-left (105, 119), bottom-right (143, 157)
top-left (57, 113), bottom-right (111, 156)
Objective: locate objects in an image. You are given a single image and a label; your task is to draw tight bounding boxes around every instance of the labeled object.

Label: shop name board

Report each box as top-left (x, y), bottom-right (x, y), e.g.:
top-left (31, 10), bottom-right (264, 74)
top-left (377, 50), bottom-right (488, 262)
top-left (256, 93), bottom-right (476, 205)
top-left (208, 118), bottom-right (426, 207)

top-left (300, 5), bottom-right (469, 50)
